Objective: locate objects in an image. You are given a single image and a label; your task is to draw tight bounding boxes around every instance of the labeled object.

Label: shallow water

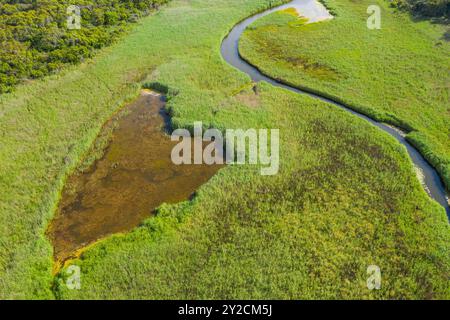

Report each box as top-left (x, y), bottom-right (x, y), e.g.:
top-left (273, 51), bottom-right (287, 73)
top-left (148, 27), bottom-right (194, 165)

top-left (221, 0), bottom-right (449, 216)
top-left (47, 91), bottom-right (222, 266)
top-left (289, 0), bottom-right (333, 22)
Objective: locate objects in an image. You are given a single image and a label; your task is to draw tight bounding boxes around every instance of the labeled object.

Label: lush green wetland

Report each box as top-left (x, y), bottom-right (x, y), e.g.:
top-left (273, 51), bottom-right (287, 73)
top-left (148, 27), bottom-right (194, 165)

top-left (0, 0), bottom-right (449, 299)
top-left (240, 0), bottom-right (450, 190)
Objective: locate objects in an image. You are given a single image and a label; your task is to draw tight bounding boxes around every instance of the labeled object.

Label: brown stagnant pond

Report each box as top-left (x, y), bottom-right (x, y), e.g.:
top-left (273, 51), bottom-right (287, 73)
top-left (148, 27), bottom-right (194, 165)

top-left (47, 90), bottom-right (222, 268)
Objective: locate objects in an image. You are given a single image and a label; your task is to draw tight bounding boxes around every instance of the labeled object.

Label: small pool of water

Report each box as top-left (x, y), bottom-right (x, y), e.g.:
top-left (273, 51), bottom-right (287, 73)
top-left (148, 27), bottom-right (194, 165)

top-left (47, 90), bottom-right (222, 267)
top-left (289, 0), bottom-right (333, 23)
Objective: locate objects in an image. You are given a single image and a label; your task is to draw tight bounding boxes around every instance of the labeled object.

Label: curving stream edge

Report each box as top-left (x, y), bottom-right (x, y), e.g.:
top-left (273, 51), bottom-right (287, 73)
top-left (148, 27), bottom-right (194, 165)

top-left (220, 0), bottom-right (450, 217)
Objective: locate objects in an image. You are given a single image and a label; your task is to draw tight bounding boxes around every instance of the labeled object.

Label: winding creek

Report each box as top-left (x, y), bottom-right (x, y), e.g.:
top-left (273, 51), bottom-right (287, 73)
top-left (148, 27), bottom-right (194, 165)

top-left (49, 0), bottom-right (448, 268)
top-left (221, 0), bottom-right (449, 217)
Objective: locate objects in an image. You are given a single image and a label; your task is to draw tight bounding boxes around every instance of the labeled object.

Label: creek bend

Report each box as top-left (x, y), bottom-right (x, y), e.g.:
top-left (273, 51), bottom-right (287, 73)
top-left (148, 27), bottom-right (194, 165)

top-left (220, 0), bottom-right (449, 217)
top-left (49, 0), bottom-right (449, 267)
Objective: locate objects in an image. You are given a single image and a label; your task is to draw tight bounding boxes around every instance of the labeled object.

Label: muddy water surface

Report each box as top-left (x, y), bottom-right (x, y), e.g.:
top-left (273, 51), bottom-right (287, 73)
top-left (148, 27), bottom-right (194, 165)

top-left (48, 91), bottom-right (221, 266)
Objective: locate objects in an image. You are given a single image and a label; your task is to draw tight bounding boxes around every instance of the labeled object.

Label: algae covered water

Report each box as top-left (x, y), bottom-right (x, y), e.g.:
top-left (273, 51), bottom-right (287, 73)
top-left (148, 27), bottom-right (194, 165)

top-left (47, 91), bottom-right (222, 266)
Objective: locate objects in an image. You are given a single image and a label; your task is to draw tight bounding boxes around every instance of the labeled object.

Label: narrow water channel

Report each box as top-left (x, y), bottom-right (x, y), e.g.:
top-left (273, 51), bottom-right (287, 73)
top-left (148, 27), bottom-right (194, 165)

top-left (221, 0), bottom-right (449, 217)
top-left (47, 90), bottom-right (222, 267)
top-left (48, 0), bottom-right (448, 268)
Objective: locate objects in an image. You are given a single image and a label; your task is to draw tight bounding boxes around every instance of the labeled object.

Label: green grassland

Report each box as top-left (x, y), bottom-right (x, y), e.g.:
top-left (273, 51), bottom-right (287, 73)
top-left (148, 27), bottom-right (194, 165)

top-left (0, 0), bottom-right (449, 299)
top-left (56, 83), bottom-right (450, 299)
top-left (240, 0), bottom-right (450, 191)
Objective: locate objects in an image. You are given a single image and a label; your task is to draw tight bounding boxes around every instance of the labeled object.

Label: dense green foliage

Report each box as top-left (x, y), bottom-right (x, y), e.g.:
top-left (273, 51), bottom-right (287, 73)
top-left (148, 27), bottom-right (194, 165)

top-left (0, 0), bottom-right (169, 94)
top-left (0, 0), bottom-right (448, 299)
top-left (390, 0), bottom-right (449, 19)
top-left (240, 0), bottom-right (450, 192)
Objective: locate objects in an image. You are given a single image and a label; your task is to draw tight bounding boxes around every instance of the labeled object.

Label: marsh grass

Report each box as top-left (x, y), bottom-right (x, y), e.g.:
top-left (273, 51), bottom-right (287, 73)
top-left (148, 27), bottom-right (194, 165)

top-left (240, 0), bottom-right (450, 192)
top-left (0, 0), bottom-right (449, 299)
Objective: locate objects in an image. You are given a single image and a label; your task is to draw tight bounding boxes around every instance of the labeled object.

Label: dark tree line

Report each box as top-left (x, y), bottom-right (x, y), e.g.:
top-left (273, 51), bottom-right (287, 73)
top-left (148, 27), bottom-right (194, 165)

top-left (390, 0), bottom-right (449, 19)
top-left (0, 0), bottom-right (169, 94)
top-left (1, 0), bottom-right (447, 94)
